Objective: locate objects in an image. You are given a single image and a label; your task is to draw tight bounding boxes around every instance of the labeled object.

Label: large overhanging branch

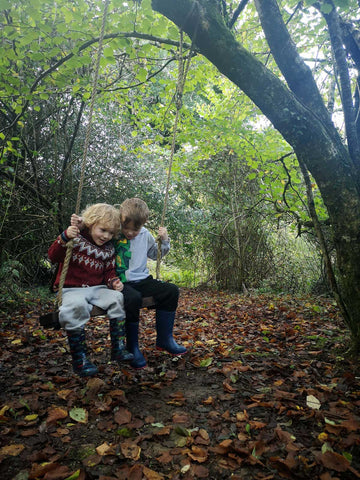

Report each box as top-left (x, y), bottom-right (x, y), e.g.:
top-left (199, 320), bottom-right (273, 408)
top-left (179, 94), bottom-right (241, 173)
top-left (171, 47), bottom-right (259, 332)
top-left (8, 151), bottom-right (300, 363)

top-left (151, 1), bottom-right (350, 184)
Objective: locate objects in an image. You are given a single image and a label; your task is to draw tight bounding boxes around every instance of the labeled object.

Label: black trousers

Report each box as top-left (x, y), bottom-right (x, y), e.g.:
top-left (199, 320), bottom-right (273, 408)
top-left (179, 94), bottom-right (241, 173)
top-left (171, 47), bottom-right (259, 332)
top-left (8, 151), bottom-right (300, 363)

top-left (123, 275), bottom-right (179, 324)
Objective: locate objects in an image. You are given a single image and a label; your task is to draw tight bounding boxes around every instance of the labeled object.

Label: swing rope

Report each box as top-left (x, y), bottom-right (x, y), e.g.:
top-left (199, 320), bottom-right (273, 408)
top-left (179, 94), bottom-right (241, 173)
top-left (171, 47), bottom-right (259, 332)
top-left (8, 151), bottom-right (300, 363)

top-left (156, 30), bottom-right (194, 279)
top-left (57, 0), bottom-right (109, 308)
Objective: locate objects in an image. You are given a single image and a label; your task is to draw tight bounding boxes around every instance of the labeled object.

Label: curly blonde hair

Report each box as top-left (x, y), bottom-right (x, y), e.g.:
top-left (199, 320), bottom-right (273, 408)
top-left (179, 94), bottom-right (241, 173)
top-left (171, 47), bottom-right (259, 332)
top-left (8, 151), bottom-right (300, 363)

top-left (81, 203), bottom-right (121, 234)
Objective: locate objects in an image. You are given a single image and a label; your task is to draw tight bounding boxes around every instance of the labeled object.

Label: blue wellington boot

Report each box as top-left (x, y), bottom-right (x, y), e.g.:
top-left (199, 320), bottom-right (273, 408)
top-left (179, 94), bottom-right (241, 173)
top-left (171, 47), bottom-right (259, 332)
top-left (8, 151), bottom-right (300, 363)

top-left (126, 321), bottom-right (147, 369)
top-left (109, 317), bottom-right (134, 363)
top-left (155, 310), bottom-right (187, 355)
top-left (66, 329), bottom-right (98, 377)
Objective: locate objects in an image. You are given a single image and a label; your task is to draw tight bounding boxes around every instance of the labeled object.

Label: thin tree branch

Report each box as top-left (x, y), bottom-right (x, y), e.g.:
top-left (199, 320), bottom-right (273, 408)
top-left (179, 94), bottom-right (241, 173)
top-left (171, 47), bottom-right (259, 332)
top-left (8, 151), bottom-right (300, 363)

top-left (229, 0), bottom-right (250, 29)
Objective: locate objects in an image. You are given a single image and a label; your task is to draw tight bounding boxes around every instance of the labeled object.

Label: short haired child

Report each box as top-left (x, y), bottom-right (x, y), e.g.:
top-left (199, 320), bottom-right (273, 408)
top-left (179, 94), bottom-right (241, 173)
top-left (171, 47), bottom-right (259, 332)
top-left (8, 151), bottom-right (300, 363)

top-left (115, 197), bottom-right (187, 369)
top-left (48, 203), bottom-right (133, 377)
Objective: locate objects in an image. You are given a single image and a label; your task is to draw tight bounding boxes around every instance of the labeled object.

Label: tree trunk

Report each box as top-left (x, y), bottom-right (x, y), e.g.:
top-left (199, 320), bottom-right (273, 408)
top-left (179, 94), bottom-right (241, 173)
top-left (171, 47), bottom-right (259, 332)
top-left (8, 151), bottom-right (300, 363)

top-left (152, 0), bottom-right (360, 349)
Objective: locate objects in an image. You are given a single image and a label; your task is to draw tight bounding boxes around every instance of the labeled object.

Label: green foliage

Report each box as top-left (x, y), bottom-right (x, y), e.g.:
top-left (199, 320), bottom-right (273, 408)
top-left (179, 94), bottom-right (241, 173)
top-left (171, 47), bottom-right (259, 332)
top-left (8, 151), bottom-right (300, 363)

top-left (0, 0), bottom-right (338, 298)
top-left (0, 259), bottom-right (27, 311)
top-left (258, 231), bottom-right (325, 295)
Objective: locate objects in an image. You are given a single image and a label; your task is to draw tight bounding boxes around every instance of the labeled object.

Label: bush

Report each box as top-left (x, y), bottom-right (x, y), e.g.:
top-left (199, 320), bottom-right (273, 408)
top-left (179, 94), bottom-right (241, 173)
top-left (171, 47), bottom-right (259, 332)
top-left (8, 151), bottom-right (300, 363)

top-left (0, 259), bottom-right (25, 312)
top-left (258, 230), bottom-right (323, 294)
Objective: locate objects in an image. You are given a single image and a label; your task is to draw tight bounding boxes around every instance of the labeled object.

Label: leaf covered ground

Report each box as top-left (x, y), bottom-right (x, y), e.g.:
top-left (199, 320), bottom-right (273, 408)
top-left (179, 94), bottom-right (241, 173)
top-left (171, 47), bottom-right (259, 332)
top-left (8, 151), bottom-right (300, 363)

top-left (0, 288), bottom-right (360, 480)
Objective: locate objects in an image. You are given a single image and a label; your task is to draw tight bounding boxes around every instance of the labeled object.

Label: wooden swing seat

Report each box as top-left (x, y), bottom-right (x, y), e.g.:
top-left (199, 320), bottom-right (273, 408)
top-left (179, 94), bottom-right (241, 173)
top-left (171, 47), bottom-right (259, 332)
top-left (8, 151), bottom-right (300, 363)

top-left (90, 295), bottom-right (155, 316)
top-left (39, 296), bottom-right (155, 330)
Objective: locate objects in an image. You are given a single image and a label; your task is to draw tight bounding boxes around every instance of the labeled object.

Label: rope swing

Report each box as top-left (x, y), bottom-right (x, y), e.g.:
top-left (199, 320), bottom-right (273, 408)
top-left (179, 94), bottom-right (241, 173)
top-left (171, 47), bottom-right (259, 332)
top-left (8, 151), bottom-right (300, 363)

top-left (156, 30), bottom-right (194, 279)
top-left (40, 7), bottom-right (198, 329)
top-left (40, 13), bottom-right (194, 329)
top-left (57, 0), bottom-right (110, 308)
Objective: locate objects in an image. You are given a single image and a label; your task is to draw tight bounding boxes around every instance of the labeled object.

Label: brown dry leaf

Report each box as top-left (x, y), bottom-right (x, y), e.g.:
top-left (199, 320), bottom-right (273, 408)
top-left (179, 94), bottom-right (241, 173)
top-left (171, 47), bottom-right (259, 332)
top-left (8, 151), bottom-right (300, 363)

top-left (250, 420), bottom-right (267, 429)
top-left (199, 429), bottom-right (209, 441)
top-left (223, 381), bottom-right (236, 393)
top-left (57, 389), bottom-right (72, 400)
top-left (43, 464), bottom-right (72, 479)
top-left (0, 443), bottom-right (25, 456)
top-left (237, 365), bottom-right (252, 372)
top-left (142, 466), bottom-right (165, 479)
top-left (109, 389), bottom-right (126, 399)
top-left (114, 407), bottom-right (132, 425)
top-left (236, 411), bottom-right (248, 422)
top-left (96, 442), bottom-right (117, 456)
top-left (154, 426), bottom-right (171, 436)
top-left (127, 464), bottom-right (144, 480)
top-left (269, 455), bottom-right (297, 478)
top-left (318, 451), bottom-right (350, 472)
top-left (274, 390), bottom-right (297, 400)
top-left (93, 398), bottom-right (112, 413)
top-left (46, 407), bottom-right (68, 425)
top-left (21, 428), bottom-right (38, 437)
top-left (274, 379), bottom-right (285, 386)
top-left (172, 412), bottom-right (191, 424)
top-left (340, 418), bottom-right (360, 432)
top-left (163, 370), bottom-right (178, 381)
top-left (275, 427), bottom-right (295, 444)
top-left (211, 439), bottom-right (233, 455)
top-left (29, 462), bottom-right (58, 479)
top-left (156, 451), bottom-right (173, 464)
top-left (168, 391), bottom-right (186, 405)
top-left (222, 410), bottom-right (230, 420)
top-left (86, 377), bottom-right (106, 395)
top-left (120, 441), bottom-right (141, 460)
top-left (194, 429), bottom-right (210, 445)
top-left (55, 427), bottom-right (70, 436)
top-left (187, 445), bottom-right (208, 463)
top-left (192, 465), bottom-right (210, 478)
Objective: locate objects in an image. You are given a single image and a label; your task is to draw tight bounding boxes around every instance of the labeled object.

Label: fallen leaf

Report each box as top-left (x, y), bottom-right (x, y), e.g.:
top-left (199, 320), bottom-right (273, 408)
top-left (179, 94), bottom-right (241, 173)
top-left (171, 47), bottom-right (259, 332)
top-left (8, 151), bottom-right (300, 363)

top-left (317, 451), bottom-right (350, 472)
top-left (69, 408), bottom-right (88, 424)
top-left (114, 407), bottom-right (132, 425)
top-left (307, 395), bottom-right (321, 410)
top-left (187, 445), bottom-right (208, 463)
top-left (142, 466), bottom-right (164, 479)
top-left (46, 407), bottom-right (68, 425)
top-left (0, 444), bottom-right (25, 456)
top-left (120, 441), bottom-right (141, 460)
top-left (44, 464), bottom-right (72, 479)
top-left (97, 442), bottom-right (118, 456)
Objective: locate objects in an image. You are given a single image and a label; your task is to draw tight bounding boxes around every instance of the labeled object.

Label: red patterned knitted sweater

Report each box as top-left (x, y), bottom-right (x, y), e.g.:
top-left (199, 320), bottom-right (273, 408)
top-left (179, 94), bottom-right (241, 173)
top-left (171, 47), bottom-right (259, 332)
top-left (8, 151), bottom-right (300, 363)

top-left (48, 229), bottom-right (119, 289)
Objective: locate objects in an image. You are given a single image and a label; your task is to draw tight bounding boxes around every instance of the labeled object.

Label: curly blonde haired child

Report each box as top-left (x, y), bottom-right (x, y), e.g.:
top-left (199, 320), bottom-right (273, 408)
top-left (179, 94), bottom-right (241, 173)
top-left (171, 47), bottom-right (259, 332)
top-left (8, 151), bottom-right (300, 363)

top-left (48, 203), bottom-right (133, 377)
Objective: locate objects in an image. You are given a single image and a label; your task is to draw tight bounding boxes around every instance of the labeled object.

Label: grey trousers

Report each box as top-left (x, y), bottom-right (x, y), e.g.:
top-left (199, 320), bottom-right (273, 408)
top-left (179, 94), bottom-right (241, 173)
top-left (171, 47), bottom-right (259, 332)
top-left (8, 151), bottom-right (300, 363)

top-left (59, 285), bottom-right (125, 332)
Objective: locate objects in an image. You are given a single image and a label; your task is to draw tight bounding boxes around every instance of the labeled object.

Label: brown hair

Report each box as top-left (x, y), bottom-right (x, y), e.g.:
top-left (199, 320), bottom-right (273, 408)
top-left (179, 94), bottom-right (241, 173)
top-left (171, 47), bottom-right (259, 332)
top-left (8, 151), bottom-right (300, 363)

top-left (119, 198), bottom-right (149, 230)
top-left (81, 203), bottom-right (121, 235)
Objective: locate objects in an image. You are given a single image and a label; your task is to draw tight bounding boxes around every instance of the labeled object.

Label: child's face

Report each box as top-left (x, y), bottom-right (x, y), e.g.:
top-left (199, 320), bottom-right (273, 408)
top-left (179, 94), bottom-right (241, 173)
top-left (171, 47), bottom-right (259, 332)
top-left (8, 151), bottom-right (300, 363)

top-left (89, 222), bottom-right (115, 246)
top-left (121, 218), bottom-right (142, 240)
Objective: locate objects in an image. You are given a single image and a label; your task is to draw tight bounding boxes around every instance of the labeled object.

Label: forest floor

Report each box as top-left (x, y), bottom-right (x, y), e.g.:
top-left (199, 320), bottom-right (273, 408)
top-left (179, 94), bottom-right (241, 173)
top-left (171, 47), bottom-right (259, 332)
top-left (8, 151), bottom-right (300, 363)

top-left (0, 288), bottom-right (360, 480)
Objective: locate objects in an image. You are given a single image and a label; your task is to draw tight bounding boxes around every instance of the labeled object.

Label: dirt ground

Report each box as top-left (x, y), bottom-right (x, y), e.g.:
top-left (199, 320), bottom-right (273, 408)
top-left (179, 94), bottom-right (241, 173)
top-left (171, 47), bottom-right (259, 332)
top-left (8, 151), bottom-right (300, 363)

top-left (1, 288), bottom-right (360, 479)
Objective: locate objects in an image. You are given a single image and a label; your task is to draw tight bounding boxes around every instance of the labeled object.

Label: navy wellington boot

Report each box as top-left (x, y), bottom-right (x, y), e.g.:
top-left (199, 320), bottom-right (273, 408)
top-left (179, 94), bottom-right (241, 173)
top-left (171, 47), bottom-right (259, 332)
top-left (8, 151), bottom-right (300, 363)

top-left (66, 329), bottom-right (98, 377)
top-left (109, 317), bottom-right (134, 363)
top-left (126, 321), bottom-right (147, 369)
top-left (155, 310), bottom-right (187, 355)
